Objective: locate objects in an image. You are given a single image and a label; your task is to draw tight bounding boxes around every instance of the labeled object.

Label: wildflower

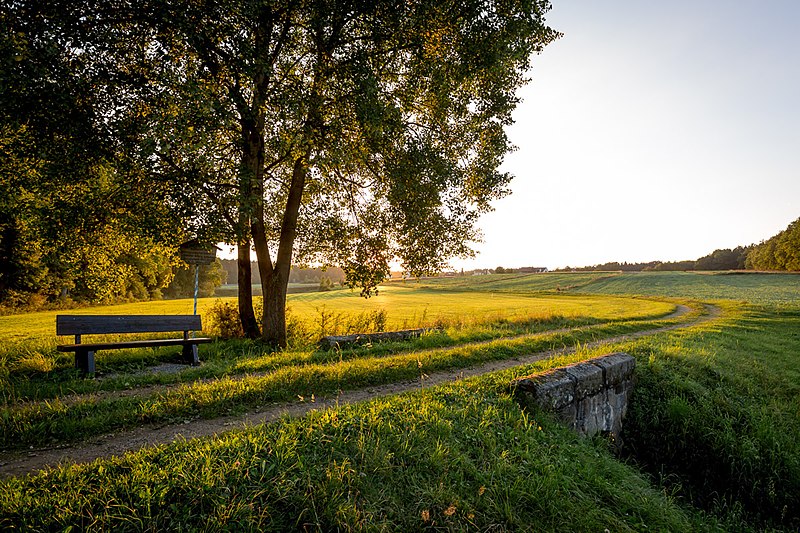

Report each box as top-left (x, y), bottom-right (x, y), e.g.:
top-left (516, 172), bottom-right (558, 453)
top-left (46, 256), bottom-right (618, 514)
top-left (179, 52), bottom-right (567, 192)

top-left (444, 504), bottom-right (456, 516)
top-left (421, 510), bottom-right (430, 522)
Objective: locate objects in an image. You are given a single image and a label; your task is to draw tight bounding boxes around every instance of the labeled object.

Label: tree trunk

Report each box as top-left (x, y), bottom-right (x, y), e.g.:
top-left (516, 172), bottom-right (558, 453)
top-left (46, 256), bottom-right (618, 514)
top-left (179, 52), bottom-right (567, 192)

top-left (256, 156), bottom-right (308, 347)
top-left (237, 234), bottom-right (260, 339)
top-left (237, 111), bottom-right (264, 339)
top-left (261, 268), bottom-right (288, 347)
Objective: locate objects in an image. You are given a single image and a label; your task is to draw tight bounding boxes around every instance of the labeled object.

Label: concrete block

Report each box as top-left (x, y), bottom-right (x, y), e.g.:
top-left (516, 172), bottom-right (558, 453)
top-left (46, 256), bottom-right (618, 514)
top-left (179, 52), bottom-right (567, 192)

top-left (513, 352), bottom-right (636, 440)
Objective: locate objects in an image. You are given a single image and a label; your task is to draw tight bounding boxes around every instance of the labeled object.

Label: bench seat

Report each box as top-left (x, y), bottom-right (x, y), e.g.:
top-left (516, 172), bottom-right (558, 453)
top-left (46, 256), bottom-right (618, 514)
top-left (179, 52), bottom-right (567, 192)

top-left (56, 337), bottom-right (213, 352)
top-left (56, 314), bottom-right (212, 375)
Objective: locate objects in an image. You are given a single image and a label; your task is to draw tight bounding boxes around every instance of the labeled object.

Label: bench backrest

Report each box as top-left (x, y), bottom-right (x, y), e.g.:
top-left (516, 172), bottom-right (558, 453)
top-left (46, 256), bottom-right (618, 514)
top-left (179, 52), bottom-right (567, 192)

top-left (57, 315), bottom-right (203, 336)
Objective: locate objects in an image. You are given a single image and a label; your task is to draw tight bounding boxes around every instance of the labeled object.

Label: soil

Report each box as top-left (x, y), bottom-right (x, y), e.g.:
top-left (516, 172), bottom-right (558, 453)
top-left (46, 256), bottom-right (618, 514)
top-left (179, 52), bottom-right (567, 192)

top-left (0, 304), bottom-right (717, 479)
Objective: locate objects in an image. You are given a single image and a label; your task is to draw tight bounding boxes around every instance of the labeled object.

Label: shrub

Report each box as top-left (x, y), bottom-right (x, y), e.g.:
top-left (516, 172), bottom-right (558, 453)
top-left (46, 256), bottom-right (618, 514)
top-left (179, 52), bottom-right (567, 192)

top-left (207, 300), bottom-right (246, 338)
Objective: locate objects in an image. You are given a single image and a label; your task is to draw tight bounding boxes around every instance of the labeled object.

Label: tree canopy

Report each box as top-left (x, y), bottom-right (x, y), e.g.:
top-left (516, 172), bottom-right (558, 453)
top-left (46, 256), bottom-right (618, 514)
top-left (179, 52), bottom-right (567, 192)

top-left (746, 217), bottom-right (800, 271)
top-left (3, 0), bottom-right (560, 344)
top-left (1, 2), bottom-right (181, 305)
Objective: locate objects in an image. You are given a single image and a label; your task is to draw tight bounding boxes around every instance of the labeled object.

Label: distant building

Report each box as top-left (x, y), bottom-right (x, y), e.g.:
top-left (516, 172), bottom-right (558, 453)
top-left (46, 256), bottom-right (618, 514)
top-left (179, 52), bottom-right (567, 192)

top-left (518, 267), bottom-right (548, 273)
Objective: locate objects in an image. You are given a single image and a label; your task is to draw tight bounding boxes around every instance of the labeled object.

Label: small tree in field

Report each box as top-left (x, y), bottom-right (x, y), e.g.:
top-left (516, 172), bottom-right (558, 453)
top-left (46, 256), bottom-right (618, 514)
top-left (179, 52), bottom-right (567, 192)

top-left (9, 0), bottom-right (559, 346)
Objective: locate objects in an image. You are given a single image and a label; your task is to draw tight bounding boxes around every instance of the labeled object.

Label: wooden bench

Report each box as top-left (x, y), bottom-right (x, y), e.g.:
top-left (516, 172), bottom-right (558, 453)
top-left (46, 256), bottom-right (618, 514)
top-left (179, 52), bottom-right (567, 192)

top-left (56, 315), bottom-right (213, 374)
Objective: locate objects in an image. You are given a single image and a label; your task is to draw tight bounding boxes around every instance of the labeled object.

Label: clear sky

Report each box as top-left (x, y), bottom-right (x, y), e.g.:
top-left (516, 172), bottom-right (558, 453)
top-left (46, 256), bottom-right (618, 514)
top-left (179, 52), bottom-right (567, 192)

top-left (456, 0), bottom-right (800, 270)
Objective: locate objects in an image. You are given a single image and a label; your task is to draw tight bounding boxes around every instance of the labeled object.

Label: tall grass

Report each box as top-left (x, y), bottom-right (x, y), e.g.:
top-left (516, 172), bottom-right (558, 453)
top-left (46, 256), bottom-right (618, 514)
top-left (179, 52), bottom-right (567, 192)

top-left (620, 304), bottom-right (800, 529)
top-left (0, 362), bottom-right (720, 532)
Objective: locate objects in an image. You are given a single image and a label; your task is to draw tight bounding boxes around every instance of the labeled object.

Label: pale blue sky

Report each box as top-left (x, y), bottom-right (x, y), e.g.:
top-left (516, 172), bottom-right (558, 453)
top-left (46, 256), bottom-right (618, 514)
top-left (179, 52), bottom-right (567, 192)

top-left (459, 0), bottom-right (800, 269)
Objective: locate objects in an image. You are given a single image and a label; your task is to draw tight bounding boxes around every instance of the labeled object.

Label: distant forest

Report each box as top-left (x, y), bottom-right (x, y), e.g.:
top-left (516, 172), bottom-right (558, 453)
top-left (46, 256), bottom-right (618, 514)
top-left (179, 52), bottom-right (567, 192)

top-left (218, 261), bottom-right (346, 286)
top-left (554, 216), bottom-right (800, 273)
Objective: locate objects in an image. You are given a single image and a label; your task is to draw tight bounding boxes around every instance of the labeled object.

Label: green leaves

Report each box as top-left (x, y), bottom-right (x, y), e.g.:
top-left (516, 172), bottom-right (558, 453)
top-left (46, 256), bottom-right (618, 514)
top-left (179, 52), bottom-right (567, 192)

top-left (746, 217), bottom-right (800, 271)
top-left (3, 0), bottom-right (560, 335)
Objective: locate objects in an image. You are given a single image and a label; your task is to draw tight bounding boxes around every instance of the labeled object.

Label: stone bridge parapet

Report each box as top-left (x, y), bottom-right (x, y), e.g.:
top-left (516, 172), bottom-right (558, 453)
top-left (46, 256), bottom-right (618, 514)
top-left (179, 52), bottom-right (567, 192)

top-left (513, 352), bottom-right (635, 440)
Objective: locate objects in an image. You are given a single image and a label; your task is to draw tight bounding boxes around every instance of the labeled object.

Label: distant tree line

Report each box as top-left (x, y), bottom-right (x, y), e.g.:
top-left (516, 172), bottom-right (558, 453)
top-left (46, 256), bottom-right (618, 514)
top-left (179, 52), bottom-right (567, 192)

top-left (553, 217), bottom-right (800, 273)
top-left (554, 247), bottom-right (752, 273)
top-left (218, 260), bottom-right (346, 286)
top-left (746, 217), bottom-right (800, 271)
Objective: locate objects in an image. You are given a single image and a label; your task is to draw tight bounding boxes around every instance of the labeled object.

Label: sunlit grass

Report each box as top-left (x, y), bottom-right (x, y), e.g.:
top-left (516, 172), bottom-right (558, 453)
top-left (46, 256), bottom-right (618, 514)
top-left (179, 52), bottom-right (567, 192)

top-left (0, 312), bottom-right (731, 532)
top-left (573, 271), bottom-right (800, 305)
top-left (0, 289), bottom-right (671, 343)
top-left (387, 271), bottom-right (617, 292)
top-left (287, 285), bottom-right (673, 328)
top-left (2, 272), bottom-right (800, 529)
top-left (0, 312), bottom-right (691, 450)
top-left (0, 290), bottom-right (674, 385)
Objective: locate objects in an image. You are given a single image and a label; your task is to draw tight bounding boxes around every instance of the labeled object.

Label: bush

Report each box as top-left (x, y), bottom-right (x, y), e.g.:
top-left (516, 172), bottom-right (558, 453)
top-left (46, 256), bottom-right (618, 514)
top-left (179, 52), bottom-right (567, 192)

top-left (206, 300), bottom-right (252, 338)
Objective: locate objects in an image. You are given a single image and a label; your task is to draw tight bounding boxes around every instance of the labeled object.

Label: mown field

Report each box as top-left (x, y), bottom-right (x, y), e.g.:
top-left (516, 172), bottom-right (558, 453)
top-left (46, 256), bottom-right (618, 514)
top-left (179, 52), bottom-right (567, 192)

top-left (574, 271), bottom-right (800, 305)
top-left (0, 282), bottom-right (670, 343)
top-left (1, 272), bottom-right (798, 531)
top-left (394, 270), bottom-right (800, 305)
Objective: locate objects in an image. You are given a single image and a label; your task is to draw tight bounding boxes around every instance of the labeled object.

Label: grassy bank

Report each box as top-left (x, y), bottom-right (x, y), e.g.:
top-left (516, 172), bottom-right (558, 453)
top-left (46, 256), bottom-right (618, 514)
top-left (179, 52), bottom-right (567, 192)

top-left (620, 303), bottom-right (800, 528)
top-left (0, 351), bottom-right (721, 531)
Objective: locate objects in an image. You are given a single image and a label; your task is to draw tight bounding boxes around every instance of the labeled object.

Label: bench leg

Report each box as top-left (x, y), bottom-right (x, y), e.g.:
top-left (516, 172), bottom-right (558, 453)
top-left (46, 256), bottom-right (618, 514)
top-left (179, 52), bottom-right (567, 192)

top-left (75, 349), bottom-right (96, 374)
top-left (182, 344), bottom-right (200, 366)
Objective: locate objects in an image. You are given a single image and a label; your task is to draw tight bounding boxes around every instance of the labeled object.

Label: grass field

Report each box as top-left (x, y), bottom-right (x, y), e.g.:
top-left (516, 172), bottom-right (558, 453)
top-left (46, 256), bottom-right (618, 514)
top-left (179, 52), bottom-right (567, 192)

top-left (387, 271), bottom-right (614, 292)
top-left (286, 284), bottom-right (675, 327)
top-left (1, 271), bottom-right (799, 530)
top-left (0, 284), bottom-right (674, 343)
top-left (392, 270), bottom-right (800, 306)
top-left (573, 271), bottom-right (800, 305)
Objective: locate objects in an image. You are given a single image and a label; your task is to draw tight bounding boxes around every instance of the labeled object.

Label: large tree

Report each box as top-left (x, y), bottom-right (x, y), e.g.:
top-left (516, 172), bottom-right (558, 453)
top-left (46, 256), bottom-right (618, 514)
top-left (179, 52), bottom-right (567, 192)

top-left (7, 0), bottom-right (559, 344)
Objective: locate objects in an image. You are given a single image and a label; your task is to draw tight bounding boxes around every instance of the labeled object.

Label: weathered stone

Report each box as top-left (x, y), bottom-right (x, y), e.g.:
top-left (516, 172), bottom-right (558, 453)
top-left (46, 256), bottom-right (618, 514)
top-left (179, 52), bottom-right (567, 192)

top-left (514, 368), bottom-right (575, 411)
top-left (575, 393), bottom-right (606, 435)
top-left (512, 352), bottom-right (636, 440)
top-left (592, 352), bottom-right (635, 387)
top-left (604, 381), bottom-right (633, 437)
top-left (564, 361), bottom-right (604, 399)
top-left (318, 328), bottom-right (432, 351)
top-left (555, 403), bottom-right (578, 428)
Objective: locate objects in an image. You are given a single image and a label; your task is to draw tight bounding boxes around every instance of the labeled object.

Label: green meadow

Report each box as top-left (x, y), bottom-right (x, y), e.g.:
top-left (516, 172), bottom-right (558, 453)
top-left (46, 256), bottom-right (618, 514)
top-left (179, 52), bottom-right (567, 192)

top-left (575, 271), bottom-right (800, 305)
top-left (1, 272), bottom-right (798, 531)
top-left (0, 282), bottom-right (670, 343)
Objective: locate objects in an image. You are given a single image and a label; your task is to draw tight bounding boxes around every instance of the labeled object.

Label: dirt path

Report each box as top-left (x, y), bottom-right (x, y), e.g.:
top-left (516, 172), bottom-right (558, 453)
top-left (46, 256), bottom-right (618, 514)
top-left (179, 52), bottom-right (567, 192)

top-left (0, 304), bottom-right (718, 479)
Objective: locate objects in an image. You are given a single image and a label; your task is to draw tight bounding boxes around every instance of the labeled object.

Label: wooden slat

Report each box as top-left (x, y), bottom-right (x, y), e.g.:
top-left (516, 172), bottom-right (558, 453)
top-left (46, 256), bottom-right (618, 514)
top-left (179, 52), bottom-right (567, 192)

top-left (56, 337), bottom-right (213, 352)
top-left (56, 315), bottom-right (203, 336)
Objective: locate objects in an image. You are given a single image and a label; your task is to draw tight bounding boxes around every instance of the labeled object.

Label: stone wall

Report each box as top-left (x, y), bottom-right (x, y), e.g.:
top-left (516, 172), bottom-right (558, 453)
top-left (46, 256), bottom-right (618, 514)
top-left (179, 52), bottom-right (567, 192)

top-left (512, 352), bottom-right (635, 440)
